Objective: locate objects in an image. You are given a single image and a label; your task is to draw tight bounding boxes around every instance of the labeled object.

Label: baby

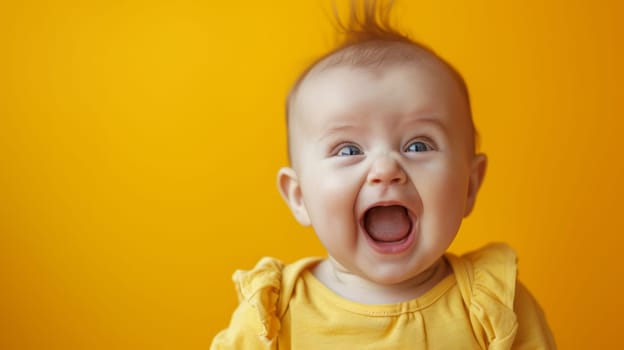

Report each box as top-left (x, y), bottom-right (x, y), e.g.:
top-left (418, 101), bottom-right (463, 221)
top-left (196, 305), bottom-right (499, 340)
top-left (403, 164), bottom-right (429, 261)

top-left (212, 1), bottom-right (555, 349)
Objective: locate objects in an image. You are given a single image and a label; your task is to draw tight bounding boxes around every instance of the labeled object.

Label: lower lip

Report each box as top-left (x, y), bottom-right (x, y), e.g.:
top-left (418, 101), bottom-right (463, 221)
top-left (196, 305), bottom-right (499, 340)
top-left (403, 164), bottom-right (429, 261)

top-left (363, 226), bottom-right (417, 255)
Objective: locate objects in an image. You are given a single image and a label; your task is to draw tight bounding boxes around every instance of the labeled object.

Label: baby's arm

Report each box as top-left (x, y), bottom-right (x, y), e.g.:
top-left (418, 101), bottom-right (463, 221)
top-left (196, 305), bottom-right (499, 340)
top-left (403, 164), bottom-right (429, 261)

top-left (512, 282), bottom-right (557, 349)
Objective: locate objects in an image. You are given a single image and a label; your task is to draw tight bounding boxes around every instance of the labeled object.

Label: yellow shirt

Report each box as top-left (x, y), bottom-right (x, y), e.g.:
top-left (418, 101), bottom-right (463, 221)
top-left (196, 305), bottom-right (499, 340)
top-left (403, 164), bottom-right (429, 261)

top-left (211, 244), bottom-right (555, 349)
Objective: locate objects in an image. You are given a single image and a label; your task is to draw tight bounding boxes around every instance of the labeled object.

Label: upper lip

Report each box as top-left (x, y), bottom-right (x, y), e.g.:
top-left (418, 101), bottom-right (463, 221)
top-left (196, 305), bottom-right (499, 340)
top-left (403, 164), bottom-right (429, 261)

top-left (362, 200), bottom-right (407, 213)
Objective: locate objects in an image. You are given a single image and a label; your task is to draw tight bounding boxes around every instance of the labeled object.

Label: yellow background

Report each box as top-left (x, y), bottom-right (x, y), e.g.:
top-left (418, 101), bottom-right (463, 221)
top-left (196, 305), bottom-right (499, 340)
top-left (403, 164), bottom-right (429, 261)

top-left (1, 0), bottom-right (622, 348)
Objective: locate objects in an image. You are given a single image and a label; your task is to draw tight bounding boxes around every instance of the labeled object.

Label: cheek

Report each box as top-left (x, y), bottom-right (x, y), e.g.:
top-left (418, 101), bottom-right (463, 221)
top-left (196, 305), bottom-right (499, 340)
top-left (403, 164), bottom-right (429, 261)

top-left (420, 164), bottom-right (471, 227)
top-left (299, 169), bottom-right (363, 256)
top-left (300, 168), bottom-right (361, 225)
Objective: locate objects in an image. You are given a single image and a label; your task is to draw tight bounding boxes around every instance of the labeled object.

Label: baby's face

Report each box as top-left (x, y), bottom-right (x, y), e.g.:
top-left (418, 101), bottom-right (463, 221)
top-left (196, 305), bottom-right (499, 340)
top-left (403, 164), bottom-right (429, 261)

top-left (279, 60), bottom-right (486, 285)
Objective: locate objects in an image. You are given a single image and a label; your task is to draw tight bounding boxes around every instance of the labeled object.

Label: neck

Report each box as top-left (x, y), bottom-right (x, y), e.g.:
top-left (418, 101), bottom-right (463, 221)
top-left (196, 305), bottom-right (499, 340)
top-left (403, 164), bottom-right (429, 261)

top-left (313, 257), bottom-right (451, 304)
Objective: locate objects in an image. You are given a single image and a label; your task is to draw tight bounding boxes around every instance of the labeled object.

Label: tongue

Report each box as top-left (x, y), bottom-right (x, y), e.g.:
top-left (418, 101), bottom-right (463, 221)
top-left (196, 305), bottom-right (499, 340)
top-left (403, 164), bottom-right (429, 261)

top-left (364, 205), bottom-right (411, 242)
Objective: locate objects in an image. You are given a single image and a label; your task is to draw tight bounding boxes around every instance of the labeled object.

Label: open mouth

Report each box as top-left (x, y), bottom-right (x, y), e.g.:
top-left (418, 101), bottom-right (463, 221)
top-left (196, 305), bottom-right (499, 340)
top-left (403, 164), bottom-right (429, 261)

top-left (363, 205), bottom-right (413, 243)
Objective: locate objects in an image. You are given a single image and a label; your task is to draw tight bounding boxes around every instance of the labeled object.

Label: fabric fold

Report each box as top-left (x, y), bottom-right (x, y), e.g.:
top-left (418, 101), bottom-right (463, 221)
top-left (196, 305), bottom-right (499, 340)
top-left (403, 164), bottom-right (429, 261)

top-left (449, 243), bottom-right (519, 349)
top-left (232, 257), bottom-right (284, 343)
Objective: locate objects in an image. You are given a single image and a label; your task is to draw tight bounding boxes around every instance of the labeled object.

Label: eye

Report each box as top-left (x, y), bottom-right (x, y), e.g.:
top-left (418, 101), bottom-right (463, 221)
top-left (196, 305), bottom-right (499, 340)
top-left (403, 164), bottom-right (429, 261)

top-left (405, 141), bottom-right (433, 153)
top-left (336, 144), bottom-right (362, 156)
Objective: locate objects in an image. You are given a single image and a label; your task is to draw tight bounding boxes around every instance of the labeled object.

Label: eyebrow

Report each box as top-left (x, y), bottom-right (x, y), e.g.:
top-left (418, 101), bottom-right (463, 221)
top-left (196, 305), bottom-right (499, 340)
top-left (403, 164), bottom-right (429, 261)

top-left (403, 116), bottom-right (449, 133)
top-left (316, 123), bottom-right (361, 143)
top-left (323, 123), bottom-right (361, 133)
top-left (315, 115), bottom-right (449, 143)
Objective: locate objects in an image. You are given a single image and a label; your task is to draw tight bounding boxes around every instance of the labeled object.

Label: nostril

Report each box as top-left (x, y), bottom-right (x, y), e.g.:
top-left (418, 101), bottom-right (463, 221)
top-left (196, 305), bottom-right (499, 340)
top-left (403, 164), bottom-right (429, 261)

top-left (367, 171), bottom-right (406, 185)
top-left (367, 155), bottom-right (406, 185)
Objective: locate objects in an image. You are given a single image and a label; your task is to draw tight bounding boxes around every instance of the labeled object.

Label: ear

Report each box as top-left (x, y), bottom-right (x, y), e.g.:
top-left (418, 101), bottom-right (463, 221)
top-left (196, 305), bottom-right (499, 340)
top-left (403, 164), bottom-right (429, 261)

top-left (277, 167), bottom-right (311, 226)
top-left (464, 153), bottom-right (488, 216)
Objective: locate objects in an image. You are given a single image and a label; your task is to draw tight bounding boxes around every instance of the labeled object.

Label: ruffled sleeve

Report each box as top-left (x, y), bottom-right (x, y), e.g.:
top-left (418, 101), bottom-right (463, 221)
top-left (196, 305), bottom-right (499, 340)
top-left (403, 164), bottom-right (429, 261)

top-left (448, 243), bottom-right (520, 349)
top-left (210, 257), bottom-right (284, 350)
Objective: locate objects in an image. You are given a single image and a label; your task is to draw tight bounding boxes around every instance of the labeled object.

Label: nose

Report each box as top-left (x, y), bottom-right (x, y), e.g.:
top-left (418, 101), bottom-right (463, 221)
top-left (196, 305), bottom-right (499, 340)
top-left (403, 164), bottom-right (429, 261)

top-left (366, 154), bottom-right (407, 185)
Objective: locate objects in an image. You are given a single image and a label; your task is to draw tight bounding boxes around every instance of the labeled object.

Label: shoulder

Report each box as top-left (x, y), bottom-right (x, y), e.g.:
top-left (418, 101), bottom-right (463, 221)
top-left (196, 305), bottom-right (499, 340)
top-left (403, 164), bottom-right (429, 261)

top-left (447, 243), bottom-right (517, 306)
top-left (232, 257), bottom-right (320, 306)
top-left (447, 243), bottom-right (519, 348)
top-left (232, 257), bottom-right (284, 305)
top-left (221, 257), bottom-right (320, 344)
top-left (447, 243), bottom-right (556, 349)
top-left (233, 256), bottom-right (321, 305)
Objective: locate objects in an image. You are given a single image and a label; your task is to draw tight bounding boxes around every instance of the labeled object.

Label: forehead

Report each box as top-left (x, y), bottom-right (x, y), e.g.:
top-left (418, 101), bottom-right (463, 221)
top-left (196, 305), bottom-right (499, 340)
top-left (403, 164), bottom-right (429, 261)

top-left (290, 60), bottom-right (471, 136)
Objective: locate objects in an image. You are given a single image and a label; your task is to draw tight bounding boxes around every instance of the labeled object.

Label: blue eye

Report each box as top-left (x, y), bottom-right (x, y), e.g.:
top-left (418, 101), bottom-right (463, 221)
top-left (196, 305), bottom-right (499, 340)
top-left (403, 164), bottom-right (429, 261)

top-left (336, 145), bottom-right (362, 156)
top-left (406, 141), bottom-right (432, 152)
